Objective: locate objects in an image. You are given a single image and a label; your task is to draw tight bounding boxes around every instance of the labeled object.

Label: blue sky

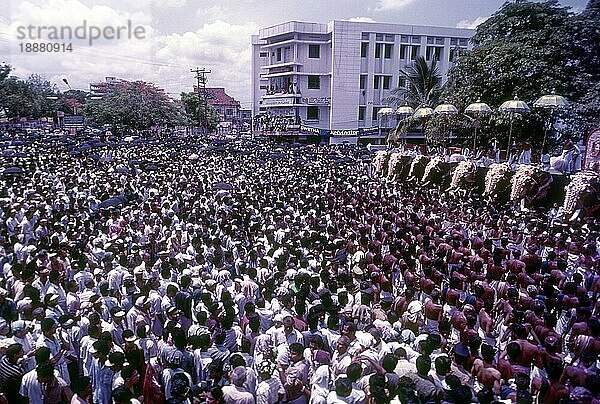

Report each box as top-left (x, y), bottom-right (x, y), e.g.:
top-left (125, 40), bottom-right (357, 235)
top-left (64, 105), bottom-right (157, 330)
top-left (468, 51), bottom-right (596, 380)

top-left (0, 0), bottom-right (589, 106)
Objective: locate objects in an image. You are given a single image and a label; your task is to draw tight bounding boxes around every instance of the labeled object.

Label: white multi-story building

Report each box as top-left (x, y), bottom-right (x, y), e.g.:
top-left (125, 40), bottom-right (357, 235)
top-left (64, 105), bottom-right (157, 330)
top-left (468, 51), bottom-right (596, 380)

top-left (251, 20), bottom-right (474, 143)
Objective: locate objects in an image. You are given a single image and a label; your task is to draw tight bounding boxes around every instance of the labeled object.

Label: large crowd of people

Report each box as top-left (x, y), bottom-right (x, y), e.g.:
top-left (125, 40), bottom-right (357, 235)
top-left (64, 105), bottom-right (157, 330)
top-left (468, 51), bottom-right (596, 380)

top-left (0, 131), bottom-right (598, 404)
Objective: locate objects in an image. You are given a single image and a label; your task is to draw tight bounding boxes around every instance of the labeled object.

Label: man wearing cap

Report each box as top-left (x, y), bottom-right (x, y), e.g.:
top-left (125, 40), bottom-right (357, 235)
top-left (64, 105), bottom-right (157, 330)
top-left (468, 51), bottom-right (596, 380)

top-left (7, 320), bottom-right (36, 371)
top-left (222, 365), bottom-right (254, 404)
top-left (45, 293), bottom-right (64, 321)
top-left (256, 360), bottom-right (284, 404)
top-left (32, 267), bottom-right (51, 300)
top-left (120, 278), bottom-right (139, 313)
top-left (90, 340), bottom-right (113, 404)
top-left (126, 296), bottom-right (150, 332)
top-left (107, 306), bottom-right (127, 347)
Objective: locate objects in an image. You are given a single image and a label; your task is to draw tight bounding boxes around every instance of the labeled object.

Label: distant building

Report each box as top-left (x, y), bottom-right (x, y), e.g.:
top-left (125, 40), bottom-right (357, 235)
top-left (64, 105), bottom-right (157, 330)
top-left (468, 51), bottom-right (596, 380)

top-left (89, 76), bottom-right (128, 94)
top-left (251, 20), bottom-right (474, 143)
top-left (195, 87), bottom-right (241, 124)
top-left (239, 109), bottom-right (252, 124)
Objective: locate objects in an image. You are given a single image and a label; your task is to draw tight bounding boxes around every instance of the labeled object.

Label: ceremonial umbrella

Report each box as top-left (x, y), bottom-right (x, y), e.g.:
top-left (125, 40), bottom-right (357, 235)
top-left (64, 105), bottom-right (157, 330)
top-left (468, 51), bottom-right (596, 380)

top-left (465, 100), bottom-right (492, 149)
top-left (499, 96), bottom-right (530, 157)
top-left (533, 93), bottom-right (569, 157)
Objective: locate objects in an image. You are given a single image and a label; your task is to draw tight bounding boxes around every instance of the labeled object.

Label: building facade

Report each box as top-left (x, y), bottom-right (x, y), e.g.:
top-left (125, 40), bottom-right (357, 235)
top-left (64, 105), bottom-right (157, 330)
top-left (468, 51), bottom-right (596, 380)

top-left (196, 87), bottom-right (241, 124)
top-left (251, 20), bottom-right (474, 142)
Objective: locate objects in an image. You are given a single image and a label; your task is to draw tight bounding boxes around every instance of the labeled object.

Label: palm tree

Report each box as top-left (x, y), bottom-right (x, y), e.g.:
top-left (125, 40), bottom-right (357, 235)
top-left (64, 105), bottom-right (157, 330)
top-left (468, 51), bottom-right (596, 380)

top-left (384, 56), bottom-right (442, 109)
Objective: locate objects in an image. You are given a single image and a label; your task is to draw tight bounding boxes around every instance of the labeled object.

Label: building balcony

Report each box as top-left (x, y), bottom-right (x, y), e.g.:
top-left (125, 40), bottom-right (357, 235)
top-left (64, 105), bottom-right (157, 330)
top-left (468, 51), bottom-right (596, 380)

top-left (260, 39), bottom-right (331, 49)
top-left (262, 93), bottom-right (302, 99)
top-left (261, 61), bottom-right (303, 70)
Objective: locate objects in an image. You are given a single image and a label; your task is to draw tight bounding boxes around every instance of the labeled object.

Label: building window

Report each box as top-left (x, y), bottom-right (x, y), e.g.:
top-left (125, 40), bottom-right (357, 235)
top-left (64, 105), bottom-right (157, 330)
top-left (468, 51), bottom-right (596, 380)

top-left (259, 52), bottom-right (268, 57)
top-left (361, 42), bottom-right (368, 58)
top-left (376, 33), bottom-right (384, 41)
top-left (398, 77), bottom-right (407, 88)
top-left (384, 44), bottom-right (393, 59)
top-left (401, 35), bottom-right (409, 42)
top-left (412, 36), bottom-right (421, 43)
top-left (449, 47), bottom-right (460, 62)
top-left (375, 43), bottom-right (382, 58)
top-left (276, 48), bottom-right (282, 62)
top-left (385, 34), bottom-right (394, 42)
top-left (359, 106), bottom-right (366, 121)
top-left (436, 37), bottom-right (445, 45)
top-left (373, 75), bottom-right (380, 89)
top-left (359, 75), bottom-right (367, 90)
top-left (411, 46), bottom-right (420, 60)
top-left (383, 76), bottom-right (391, 90)
top-left (459, 38), bottom-right (468, 46)
top-left (372, 107), bottom-right (380, 121)
top-left (426, 46), bottom-right (443, 61)
top-left (450, 38), bottom-right (458, 46)
top-left (308, 75), bottom-right (320, 89)
top-left (399, 44), bottom-right (408, 60)
top-left (308, 44), bottom-right (320, 58)
top-left (427, 37), bottom-right (434, 45)
top-left (307, 106), bottom-right (319, 120)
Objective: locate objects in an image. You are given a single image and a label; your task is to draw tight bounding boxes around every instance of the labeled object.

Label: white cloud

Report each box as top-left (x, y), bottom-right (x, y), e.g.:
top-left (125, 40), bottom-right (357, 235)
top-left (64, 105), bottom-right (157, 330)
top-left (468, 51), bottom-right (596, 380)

top-left (346, 17), bottom-right (376, 23)
top-left (0, 0), bottom-right (257, 104)
top-left (196, 5), bottom-right (230, 22)
top-left (371, 0), bottom-right (417, 12)
top-left (456, 16), bottom-right (489, 29)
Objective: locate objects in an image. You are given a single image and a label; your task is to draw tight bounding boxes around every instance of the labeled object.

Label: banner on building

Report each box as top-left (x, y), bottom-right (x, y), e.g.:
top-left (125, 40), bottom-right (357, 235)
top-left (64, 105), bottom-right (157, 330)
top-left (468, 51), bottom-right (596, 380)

top-left (358, 126), bottom-right (379, 136)
top-left (330, 129), bottom-right (359, 137)
top-left (298, 125), bottom-right (382, 138)
top-left (299, 125), bottom-right (325, 136)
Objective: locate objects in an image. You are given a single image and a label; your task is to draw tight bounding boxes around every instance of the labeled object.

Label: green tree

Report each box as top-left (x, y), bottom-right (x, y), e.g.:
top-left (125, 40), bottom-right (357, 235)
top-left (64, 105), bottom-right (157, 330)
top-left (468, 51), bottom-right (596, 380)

top-left (25, 74), bottom-right (59, 118)
top-left (1, 77), bottom-right (38, 119)
top-left (385, 56), bottom-right (442, 109)
top-left (180, 91), bottom-right (220, 132)
top-left (83, 81), bottom-right (186, 130)
top-left (563, 0), bottom-right (600, 138)
top-left (0, 69), bottom-right (59, 120)
top-left (442, 0), bottom-right (597, 151)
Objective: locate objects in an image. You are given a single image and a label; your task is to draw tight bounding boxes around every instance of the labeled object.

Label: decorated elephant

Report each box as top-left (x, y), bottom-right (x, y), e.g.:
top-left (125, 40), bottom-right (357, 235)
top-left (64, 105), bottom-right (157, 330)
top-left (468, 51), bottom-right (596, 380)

top-left (483, 163), bottom-right (513, 200)
top-left (373, 151), bottom-right (390, 177)
top-left (408, 155), bottom-right (430, 181)
top-left (448, 160), bottom-right (478, 194)
top-left (422, 156), bottom-right (453, 188)
top-left (387, 153), bottom-right (413, 181)
top-left (562, 171), bottom-right (600, 219)
top-left (510, 165), bottom-right (553, 206)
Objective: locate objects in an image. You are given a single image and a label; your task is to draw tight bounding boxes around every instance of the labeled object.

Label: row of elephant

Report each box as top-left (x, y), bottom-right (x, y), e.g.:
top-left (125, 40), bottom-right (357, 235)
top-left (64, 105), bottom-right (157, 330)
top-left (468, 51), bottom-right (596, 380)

top-left (372, 151), bottom-right (600, 218)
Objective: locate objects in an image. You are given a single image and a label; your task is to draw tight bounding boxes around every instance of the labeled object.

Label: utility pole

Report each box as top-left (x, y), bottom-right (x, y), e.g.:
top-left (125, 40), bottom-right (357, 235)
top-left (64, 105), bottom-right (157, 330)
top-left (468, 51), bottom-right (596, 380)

top-left (190, 67), bottom-right (211, 135)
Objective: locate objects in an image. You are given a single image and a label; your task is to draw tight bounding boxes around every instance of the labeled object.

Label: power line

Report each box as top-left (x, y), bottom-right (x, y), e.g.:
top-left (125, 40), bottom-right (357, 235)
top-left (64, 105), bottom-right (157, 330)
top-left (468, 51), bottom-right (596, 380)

top-left (190, 67), bottom-right (211, 134)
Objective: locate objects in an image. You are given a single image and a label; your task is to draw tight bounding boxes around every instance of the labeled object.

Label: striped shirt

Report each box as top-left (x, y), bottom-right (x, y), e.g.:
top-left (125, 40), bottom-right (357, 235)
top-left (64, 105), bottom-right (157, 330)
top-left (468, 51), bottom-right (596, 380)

top-left (0, 356), bottom-right (25, 400)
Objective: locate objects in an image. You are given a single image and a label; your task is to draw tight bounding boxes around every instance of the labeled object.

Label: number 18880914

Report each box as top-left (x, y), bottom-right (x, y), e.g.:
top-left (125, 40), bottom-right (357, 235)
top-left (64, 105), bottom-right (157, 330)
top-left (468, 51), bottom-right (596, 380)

top-left (20, 43), bottom-right (73, 52)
